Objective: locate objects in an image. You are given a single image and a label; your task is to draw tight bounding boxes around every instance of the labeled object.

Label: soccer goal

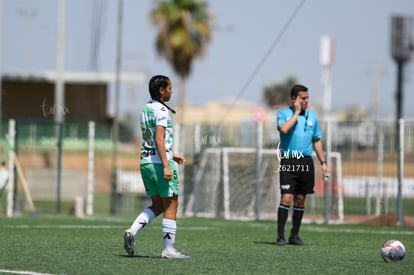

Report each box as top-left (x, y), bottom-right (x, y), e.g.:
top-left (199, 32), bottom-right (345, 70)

top-left (185, 147), bottom-right (343, 222)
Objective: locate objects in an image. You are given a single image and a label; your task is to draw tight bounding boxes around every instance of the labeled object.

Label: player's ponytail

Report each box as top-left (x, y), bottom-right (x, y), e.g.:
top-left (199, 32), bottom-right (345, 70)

top-left (148, 75), bottom-right (176, 114)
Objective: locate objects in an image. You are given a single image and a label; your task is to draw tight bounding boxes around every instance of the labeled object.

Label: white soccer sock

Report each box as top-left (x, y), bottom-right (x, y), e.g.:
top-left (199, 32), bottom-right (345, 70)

top-left (162, 218), bottom-right (176, 251)
top-left (130, 208), bottom-right (155, 236)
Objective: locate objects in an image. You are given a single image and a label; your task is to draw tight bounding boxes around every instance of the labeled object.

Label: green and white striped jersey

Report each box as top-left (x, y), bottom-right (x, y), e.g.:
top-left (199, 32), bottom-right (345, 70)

top-left (140, 100), bottom-right (173, 163)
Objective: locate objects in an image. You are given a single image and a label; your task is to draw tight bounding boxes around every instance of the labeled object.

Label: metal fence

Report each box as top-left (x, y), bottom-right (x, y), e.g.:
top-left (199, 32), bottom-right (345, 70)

top-left (178, 118), bottom-right (414, 221)
top-left (1, 118), bottom-right (413, 220)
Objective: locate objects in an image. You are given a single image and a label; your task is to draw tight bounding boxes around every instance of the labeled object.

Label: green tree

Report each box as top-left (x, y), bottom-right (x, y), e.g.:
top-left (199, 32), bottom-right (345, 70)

top-left (151, 0), bottom-right (211, 122)
top-left (263, 76), bottom-right (297, 107)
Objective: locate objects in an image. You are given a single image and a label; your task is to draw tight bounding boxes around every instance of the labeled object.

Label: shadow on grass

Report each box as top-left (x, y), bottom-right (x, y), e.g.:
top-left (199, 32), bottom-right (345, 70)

top-left (117, 254), bottom-right (161, 259)
top-left (253, 241), bottom-right (277, 246)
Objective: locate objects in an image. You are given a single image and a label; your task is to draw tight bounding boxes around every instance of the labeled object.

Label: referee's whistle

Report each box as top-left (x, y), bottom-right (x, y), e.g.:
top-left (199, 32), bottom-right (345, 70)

top-left (324, 173), bottom-right (329, 181)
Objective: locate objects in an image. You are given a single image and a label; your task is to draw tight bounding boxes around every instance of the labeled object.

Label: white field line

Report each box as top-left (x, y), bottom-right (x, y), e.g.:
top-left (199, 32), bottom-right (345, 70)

top-left (1, 224), bottom-right (123, 229)
top-left (0, 269), bottom-right (62, 275)
top-left (2, 223), bottom-right (413, 235)
top-left (0, 224), bottom-right (214, 231)
top-left (303, 225), bottom-right (414, 235)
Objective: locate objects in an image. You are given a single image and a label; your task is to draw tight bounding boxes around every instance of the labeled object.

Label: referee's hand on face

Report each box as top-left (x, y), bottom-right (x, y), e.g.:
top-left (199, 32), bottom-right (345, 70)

top-left (293, 96), bottom-right (302, 113)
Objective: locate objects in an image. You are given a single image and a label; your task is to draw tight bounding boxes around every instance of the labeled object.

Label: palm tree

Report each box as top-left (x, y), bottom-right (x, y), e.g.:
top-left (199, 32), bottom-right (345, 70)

top-left (150, 0), bottom-right (211, 122)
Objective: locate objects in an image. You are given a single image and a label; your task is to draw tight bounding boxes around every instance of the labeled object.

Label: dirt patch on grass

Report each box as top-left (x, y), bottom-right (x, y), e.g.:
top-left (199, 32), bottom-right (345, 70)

top-left (304, 213), bottom-right (414, 228)
top-left (361, 213), bottom-right (414, 227)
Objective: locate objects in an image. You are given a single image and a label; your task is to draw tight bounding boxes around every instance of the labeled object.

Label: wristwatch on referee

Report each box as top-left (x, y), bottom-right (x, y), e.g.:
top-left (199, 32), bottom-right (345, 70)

top-left (320, 160), bottom-right (327, 165)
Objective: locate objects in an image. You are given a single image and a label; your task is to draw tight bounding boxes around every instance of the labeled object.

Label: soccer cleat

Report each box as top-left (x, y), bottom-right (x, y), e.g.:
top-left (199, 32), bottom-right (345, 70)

top-left (288, 236), bottom-right (304, 245)
top-left (276, 236), bottom-right (286, 246)
top-left (161, 249), bottom-right (190, 259)
top-left (123, 230), bottom-right (135, 256)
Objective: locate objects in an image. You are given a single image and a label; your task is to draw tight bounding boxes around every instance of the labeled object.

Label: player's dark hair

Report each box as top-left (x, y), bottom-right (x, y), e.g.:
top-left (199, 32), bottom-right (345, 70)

top-left (148, 75), bottom-right (176, 114)
top-left (290, 84), bottom-right (308, 98)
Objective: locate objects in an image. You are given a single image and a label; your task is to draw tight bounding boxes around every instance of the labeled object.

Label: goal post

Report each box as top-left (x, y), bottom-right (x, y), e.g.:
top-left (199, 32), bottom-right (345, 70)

top-left (185, 147), bottom-right (343, 222)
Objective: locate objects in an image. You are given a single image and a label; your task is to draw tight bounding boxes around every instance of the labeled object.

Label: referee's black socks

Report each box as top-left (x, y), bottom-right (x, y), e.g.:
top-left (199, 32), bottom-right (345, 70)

top-left (277, 204), bottom-right (290, 237)
top-left (291, 206), bottom-right (305, 237)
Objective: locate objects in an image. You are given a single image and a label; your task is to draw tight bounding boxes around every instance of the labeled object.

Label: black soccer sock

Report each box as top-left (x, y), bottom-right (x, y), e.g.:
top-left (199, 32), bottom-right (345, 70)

top-left (277, 204), bottom-right (290, 237)
top-left (290, 206), bottom-right (304, 237)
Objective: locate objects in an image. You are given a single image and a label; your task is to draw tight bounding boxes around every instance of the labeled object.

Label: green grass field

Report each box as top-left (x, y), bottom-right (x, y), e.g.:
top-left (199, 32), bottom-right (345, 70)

top-left (0, 215), bottom-right (412, 275)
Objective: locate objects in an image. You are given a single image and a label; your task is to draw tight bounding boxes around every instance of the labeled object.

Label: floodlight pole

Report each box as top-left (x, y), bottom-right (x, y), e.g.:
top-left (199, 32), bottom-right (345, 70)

top-left (55, 0), bottom-right (65, 214)
top-left (390, 15), bottom-right (413, 227)
top-left (395, 60), bottom-right (405, 227)
top-left (110, 0), bottom-right (123, 214)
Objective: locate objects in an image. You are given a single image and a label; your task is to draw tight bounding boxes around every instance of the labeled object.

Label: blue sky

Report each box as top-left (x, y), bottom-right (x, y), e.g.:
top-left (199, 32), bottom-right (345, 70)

top-left (1, 0), bottom-right (414, 119)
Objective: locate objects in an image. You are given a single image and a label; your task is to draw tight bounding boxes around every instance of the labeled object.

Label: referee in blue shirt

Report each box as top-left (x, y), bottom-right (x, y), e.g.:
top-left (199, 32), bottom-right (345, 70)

top-left (276, 84), bottom-right (328, 246)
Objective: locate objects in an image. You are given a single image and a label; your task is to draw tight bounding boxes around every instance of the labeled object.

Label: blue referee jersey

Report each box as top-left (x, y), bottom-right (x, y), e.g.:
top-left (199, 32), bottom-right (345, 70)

top-left (277, 107), bottom-right (321, 158)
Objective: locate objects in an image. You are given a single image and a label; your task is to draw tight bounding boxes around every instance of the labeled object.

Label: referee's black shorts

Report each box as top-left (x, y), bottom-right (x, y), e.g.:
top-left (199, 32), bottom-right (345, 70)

top-left (279, 156), bottom-right (315, 195)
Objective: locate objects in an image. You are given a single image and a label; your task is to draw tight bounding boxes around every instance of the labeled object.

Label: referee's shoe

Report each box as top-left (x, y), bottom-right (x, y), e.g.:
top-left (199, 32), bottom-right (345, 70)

top-left (288, 235), bottom-right (304, 245)
top-left (276, 236), bottom-right (286, 246)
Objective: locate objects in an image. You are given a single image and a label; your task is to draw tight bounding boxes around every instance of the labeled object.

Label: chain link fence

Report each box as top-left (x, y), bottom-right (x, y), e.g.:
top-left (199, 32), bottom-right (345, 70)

top-left (1, 118), bottom-right (413, 221)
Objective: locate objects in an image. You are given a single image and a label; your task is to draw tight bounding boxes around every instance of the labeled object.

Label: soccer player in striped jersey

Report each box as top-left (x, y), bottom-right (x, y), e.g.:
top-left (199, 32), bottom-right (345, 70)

top-left (123, 75), bottom-right (189, 259)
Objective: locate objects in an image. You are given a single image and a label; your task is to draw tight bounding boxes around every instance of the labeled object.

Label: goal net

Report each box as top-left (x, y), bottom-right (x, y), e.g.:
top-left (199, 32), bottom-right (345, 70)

top-left (185, 147), bottom-right (343, 222)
